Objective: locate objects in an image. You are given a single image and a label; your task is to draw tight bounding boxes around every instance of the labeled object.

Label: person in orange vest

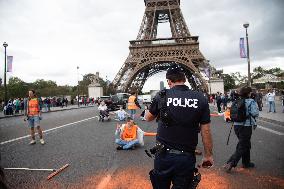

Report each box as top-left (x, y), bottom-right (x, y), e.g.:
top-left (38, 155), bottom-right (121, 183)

top-left (115, 117), bottom-right (142, 150)
top-left (127, 92), bottom-right (141, 120)
top-left (24, 90), bottom-right (45, 145)
top-left (224, 107), bottom-right (231, 122)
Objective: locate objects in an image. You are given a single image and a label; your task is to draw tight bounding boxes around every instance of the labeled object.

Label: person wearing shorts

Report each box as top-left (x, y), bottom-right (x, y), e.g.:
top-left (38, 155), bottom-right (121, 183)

top-left (25, 90), bottom-right (45, 145)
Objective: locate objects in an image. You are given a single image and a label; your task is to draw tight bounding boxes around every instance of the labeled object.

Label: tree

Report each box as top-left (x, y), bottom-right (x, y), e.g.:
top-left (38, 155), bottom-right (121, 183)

top-left (231, 72), bottom-right (247, 86)
top-left (7, 77), bottom-right (29, 99)
top-left (221, 74), bottom-right (236, 91)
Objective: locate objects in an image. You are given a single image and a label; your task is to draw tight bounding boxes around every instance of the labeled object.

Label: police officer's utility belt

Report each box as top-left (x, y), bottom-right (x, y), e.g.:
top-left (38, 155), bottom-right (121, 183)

top-left (165, 148), bottom-right (193, 156)
top-left (145, 141), bottom-right (193, 158)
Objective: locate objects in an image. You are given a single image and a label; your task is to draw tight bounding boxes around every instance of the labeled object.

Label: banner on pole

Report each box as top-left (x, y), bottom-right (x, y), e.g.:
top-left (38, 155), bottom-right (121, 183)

top-left (240, 38), bottom-right (247, 58)
top-left (7, 56), bottom-right (13, 72)
top-left (204, 67), bottom-right (211, 78)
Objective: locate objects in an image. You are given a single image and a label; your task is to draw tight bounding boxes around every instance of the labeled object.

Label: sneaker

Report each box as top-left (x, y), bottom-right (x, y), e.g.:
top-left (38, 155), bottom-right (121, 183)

top-left (40, 139), bottom-right (45, 145)
top-left (242, 162), bottom-right (255, 168)
top-left (224, 162), bottom-right (233, 173)
top-left (116, 146), bottom-right (123, 150)
top-left (29, 140), bottom-right (36, 145)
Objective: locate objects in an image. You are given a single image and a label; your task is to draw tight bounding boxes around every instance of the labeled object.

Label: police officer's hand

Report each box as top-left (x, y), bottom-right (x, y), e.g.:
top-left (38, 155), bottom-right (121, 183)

top-left (199, 156), bottom-right (214, 169)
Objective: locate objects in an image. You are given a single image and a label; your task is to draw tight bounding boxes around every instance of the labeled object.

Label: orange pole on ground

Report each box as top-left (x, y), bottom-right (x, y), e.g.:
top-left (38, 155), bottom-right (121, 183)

top-left (47, 164), bottom-right (69, 180)
top-left (144, 132), bottom-right (157, 136)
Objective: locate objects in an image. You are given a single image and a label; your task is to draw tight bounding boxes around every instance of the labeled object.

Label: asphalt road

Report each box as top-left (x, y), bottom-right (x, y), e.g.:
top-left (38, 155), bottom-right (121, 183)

top-left (0, 107), bottom-right (283, 189)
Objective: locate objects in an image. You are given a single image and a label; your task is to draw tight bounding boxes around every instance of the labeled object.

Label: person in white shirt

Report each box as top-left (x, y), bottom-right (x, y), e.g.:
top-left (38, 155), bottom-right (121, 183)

top-left (98, 101), bottom-right (109, 121)
top-left (265, 90), bottom-right (276, 113)
top-left (112, 106), bottom-right (129, 121)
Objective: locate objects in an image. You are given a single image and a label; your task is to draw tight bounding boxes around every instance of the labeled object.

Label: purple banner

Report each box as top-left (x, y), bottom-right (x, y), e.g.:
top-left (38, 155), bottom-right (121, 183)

top-left (240, 38), bottom-right (246, 58)
top-left (7, 56), bottom-right (13, 72)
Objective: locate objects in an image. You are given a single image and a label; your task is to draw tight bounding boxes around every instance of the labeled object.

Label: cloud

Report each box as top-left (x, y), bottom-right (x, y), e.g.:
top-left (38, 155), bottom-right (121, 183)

top-left (0, 0), bottom-right (283, 91)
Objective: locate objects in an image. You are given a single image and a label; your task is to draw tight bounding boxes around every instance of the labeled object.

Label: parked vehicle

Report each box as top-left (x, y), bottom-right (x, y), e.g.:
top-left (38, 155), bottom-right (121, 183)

top-left (98, 96), bottom-right (118, 111)
top-left (111, 93), bottom-right (130, 109)
top-left (142, 95), bottom-right (152, 104)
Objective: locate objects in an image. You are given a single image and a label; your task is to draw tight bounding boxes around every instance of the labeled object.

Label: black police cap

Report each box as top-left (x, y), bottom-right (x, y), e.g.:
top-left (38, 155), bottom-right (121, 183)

top-left (166, 65), bottom-right (184, 78)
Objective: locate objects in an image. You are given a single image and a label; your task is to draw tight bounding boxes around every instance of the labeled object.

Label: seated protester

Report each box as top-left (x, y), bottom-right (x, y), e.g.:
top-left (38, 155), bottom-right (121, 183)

top-left (111, 106), bottom-right (129, 121)
top-left (140, 105), bottom-right (149, 121)
top-left (98, 101), bottom-right (109, 121)
top-left (224, 107), bottom-right (231, 122)
top-left (115, 117), bottom-right (144, 150)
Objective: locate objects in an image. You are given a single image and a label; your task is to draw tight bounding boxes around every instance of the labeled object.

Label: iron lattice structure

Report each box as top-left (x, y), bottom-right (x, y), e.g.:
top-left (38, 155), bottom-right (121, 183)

top-left (112, 0), bottom-right (209, 93)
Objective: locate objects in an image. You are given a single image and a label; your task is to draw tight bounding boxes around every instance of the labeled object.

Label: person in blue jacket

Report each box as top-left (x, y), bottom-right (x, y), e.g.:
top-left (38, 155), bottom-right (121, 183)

top-left (225, 86), bottom-right (259, 172)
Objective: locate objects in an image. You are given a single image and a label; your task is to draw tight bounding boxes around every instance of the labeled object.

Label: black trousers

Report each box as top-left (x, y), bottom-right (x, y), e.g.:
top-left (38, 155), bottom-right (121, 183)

top-left (150, 151), bottom-right (196, 189)
top-left (227, 125), bottom-right (252, 167)
top-left (217, 102), bottom-right (222, 113)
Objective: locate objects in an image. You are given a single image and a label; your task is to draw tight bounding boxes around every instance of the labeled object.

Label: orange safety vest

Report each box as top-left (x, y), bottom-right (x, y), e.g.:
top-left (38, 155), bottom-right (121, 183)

top-left (128, 95), bottom-right (138, 110)
top-left (224, 110), bottom-right (231, 120)
top-left (121, 125), bottom-right (138, 141)
top-left (28, 98), bottom-right (40, 116)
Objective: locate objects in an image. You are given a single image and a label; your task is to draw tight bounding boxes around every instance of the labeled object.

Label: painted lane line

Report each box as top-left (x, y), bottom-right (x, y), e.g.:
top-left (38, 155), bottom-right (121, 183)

top-left (258, 125), bottom-right (284, 136)
top-left (0, 117), bottom-right (96, 145)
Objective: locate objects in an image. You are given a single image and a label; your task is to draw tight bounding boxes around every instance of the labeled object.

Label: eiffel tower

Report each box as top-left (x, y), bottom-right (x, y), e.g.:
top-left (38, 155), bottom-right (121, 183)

top-left (112, 0), bottom-right (209, 93)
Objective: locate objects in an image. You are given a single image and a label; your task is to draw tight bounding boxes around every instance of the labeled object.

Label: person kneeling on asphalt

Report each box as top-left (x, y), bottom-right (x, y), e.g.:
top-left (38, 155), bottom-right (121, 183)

top-left (115, 117), bottom-right (144, 150)
top-left (111, 106), bottom-right (129, 121)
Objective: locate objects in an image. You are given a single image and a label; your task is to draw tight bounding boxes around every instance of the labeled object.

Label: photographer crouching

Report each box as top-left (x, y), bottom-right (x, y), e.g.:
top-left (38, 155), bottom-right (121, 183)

top-left (146, 65), bottom-right (214, 189)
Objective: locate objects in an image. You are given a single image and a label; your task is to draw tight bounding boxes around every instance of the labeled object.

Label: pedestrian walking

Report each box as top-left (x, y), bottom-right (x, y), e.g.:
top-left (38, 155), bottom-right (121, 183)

top-left (24, 90), bottom-right (45, 145)
top-left (216, 92), bottom-right (222, 113)
top-left (224, 86), bottom-right (259, 172)
top-left (146, 66), bottom-right (213, 188)
top-left (127, 91), bottom-right (141, 120)
top-left (265, 89), bottom-right (276, 113)
top-left (255, 90), bottom-right (263, 111)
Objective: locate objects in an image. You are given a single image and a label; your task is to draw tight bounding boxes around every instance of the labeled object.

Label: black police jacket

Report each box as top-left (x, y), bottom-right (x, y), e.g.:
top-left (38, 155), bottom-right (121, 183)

top-left (149, 85), bottom-right (210, 152)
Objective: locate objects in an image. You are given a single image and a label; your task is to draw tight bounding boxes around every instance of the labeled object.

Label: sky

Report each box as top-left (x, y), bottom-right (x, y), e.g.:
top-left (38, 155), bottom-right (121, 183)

top-left (0, 0), bottom-right (283, 92)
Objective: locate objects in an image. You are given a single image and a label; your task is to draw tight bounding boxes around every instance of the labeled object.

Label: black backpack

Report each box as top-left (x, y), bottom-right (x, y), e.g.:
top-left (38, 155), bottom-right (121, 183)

top-left (230, 99), bottom-right (247, 122)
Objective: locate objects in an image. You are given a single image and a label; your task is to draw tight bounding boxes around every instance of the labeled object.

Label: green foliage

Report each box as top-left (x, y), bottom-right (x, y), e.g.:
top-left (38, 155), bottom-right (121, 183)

top-left (231, 72), bottom-right (248, 86)
top-left (221, 74), bottom-right (236, 91)
top-left (7, 77), bottom-right (29, 99)
top-left (252, 66), bottom-right (283, 79)
top-left (0, 77), bottom-right (77, 100)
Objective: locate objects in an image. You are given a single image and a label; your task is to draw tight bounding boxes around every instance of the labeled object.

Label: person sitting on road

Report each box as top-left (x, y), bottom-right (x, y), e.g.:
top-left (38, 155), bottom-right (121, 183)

top-left (224, 107), bottom-right (231, 122)
top-left (115, 117), bottom-right (144, 150)
top-left (111, 106), bottom-right (129, 121)
top-left (140, 105), bottom-right (149, 121)
top-left (98, 101), bottom-right (109, 121)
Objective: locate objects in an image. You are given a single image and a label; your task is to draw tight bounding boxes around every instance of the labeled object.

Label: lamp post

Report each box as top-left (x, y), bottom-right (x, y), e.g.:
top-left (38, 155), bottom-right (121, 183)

top-left (3, 42), bottom-right (8, 107)
top-left (77, 66), bottom-right (80, 107)
top-left (243, 22), bottom-right (251, 87)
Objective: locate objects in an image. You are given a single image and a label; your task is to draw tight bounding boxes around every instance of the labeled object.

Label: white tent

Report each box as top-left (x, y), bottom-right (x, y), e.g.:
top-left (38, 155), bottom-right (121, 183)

top-left (253, 74), bottom-right (283, 84)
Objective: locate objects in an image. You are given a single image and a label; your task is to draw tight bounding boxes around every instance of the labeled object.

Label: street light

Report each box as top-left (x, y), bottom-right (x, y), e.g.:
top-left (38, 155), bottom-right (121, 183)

top-left (3, 42), bottom-right (8, 107)
top-left (243, 22), bottom-right (251, 87)
top-left (77, 66), bottom-right (80, 107)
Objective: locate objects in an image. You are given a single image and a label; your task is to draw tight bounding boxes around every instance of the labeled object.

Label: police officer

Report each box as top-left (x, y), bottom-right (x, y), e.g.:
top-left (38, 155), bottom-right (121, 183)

top-left (146, 65), bottom-right (214, 188)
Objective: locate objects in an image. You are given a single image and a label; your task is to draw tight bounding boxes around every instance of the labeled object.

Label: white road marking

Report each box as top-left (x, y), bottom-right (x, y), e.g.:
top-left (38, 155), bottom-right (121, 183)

top-left (0, 117), bottom-right (96, 145)
top-left (257, 125), bottom-right (284, 136)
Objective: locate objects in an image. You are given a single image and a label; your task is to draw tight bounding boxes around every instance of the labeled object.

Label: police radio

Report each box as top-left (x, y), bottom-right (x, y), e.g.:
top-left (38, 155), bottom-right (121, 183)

top-left (158, 89), bottom-right (173, 127)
